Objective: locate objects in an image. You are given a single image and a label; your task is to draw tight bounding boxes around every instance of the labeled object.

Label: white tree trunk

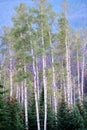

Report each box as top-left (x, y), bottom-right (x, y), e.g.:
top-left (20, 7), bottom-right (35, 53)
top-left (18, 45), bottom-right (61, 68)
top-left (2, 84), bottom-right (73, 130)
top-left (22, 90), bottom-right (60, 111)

top-left (29, 24), bottom-right (40, 130)
top-left (24, 63), bottom-right (28, 130)
top-left (18, 84), bottom-right (21, 103)
top-left (65, 30), bottom-right (71, 105)
top-left (73, 78), bottom-right (76, 105)
top-left (41, 24), bottom-right (47, 130)
top-left (49, 31), bottom-right (57, 115)
top-left (81, 54), bottom-right (85, 101)
top-left (21, 81), bottom-right (24, 104)
top-left (77, 48), bottom-right (81, 102)
top-left (62, 60), bottom-right (67, 102)
top-left (68, 47), bottom-right (72, 105)
top-left (16, 83), bottom-right (19, 100)
top-left (36, 55), bottom-right (40, 100)
top-left (10, 58), bottom-right (13, 98)
top-left (64, 79), bottom-right (67, 102)
top-left (31, 48), bottom-right (40, 130)
top-left (16, 83), bottom-right (21, 103)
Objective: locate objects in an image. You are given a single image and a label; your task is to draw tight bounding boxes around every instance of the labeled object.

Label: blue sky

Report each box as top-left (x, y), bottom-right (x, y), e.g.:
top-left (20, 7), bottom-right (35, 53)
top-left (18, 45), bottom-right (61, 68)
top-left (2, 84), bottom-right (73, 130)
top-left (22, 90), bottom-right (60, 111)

top-left (0, 0), bottom-right (87, 30)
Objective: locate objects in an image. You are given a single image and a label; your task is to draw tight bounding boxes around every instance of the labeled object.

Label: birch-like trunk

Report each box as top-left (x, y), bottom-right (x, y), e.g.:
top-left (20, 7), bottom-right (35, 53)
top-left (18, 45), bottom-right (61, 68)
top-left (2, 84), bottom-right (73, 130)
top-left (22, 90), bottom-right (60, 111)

top-left (49, 31), bottom-right (57, 115)
top-left (36, 55), bottom-right (40, 100)
top-left (65, 30), bottom-right (71, 105)
top-left (81, 54), bottom-right (85, 101)
top-left (10, 58), bottom-right (13, 98)
top-left (16, 83), bottom-right (19, 100)
top-left (16, 83), bottom-right (21, 103)
top-left (62, 61), bottom-right (67, 102)
top-left (31, 48), bottom-right (40, 130)
top-left (24, 63), bottom-right (28, 130)
top-left (29, 25), bottom-right (40, 130)
top-left (73, 78), bottom-right (76, 105)
top-left (18, 84), bottom-right (21, 103)
top-left (21, 81), bottom-right (24, 104)
top-left (64, 79), bottom-right (67, 102)
top-left (41, 25), bottom-right (47, 130)
top-left (77, 48), bottom-right (81, 102)
top-left (68, 47), bottom-right (72, 105)
top-left (39, 1), bottom-right (47, 129)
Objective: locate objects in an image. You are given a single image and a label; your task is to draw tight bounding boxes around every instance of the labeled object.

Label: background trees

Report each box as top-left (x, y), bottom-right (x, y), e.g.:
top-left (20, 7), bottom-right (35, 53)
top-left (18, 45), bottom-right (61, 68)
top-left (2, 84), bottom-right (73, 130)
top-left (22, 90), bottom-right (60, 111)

top-left (0, 0), bottom-right (87, 130)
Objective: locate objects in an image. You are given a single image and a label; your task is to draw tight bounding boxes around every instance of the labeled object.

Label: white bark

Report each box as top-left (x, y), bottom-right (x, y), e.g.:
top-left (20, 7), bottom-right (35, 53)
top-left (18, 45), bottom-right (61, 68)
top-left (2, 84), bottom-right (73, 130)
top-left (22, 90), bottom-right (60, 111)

top-left (16, 84), bottom-right (19, 100)
top-left (39, 2), bottom-right (47, 129)
top-left (62, 60), bottom-right (67, 102)
top-left (65, 31), bottom-right (71, 105)
top-left (41, 24), bottom-right (47, 130)
top-left (21, 81), bottom-right (24, 104)
top-left (36, 56), bottom-right (40, 100)
top-left (64, 79), bottom-right (67, 102)
top-left (10, 58), bottom-right (13, 98)
top-left (73, 78), bottom-right (76, 105)
top-left (29, 25), bottom-right (40, 130)
top-left (24, 63), bottom-right (28, 130)
top-left (68, 47), bottom-right (72, 105)
top-left (31, 48), bottom-right (40, 130)
top-left (49, 31), bottom-right (57, 115)
top-left (81, 54), bottom-right (85, 101)
top-left (77, 48), bottom-right (81, 102)
top-left (18, 85), bottom-right (21, 103)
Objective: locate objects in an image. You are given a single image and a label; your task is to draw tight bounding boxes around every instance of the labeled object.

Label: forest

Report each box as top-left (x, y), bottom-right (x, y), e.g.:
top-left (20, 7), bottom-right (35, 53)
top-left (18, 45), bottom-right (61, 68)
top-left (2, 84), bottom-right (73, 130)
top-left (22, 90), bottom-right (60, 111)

top-left (0, 0), bottom-right (87, 130)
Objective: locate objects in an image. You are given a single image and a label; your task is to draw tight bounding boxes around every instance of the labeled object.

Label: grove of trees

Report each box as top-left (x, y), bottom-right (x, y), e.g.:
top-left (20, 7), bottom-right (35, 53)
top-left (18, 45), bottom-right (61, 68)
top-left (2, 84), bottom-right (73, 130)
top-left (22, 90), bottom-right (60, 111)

top-left (0, 0), bottom-right (87, 130)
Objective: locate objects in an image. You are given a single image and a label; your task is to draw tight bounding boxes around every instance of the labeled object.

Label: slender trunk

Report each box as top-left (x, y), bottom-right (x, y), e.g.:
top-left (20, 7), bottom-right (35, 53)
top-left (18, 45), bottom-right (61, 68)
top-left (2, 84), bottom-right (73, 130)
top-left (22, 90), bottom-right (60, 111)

top-left (10, 58), bottom-right (13, 98)
top-left (41, 24), bottom-right (47, 130)
top-left (77, 48), bottom-right (81, 102)
top-left (39, 2), bottom-right (47, 129)
top-left (24, 62), bottom-right (28, 130)
top-left (36, 55), bottom-right (40, 100)
top-left (3, 76), bottom-right (5, 96)
top-left (21, 81), bottom-right (24, 104)
top-left (64, 79), bottom-right (67, 102)
top-left (73, 78), bottom-right (76, 105)
top-left (20, 33), bottom-right (28, 130)
top-left (65, 31), bottom-right (71, 105)
top-left (68, 47), bottom-right (72, 105)
top-left (18, 84), bottom-right (21, 103)
top-left (62, 61), bottom-right (67, 102)
top-left (16, 83), bottom-right (19, 100)
top-left (16, 83), bottom-right (21, 103)
top-left (81, 54), bottom-right (85, 101)
top-left (28, 24), bottom-right (40, 130)
top-left (31, 48), bottom-right (40, 130)
top-left (49, 31), bottom-right (57, 115)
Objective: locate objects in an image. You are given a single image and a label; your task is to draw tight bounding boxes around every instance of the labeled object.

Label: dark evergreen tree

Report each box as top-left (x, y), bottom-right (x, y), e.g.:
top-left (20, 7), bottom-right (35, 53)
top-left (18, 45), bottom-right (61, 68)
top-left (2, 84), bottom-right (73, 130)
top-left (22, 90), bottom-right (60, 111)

top-left (28, 93), bottom-right (37, 130)
top-left (77, 102), bottom-right (87, 129)
top-left (40, 88), bottom-right (55, 130)
top-left (57, 100), bottom-right (84, 130)
top-left (0, 90), bottom-right (7, 130)
top-left (5, 97), bottom-right (24, 130)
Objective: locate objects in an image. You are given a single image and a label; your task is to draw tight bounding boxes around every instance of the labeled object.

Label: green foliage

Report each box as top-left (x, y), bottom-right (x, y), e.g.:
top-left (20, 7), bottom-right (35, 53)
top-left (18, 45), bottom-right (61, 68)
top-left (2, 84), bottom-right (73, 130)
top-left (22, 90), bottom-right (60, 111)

top-left (0, 94), bottom-right (24, 130)
top-left (28, 89), bottom-right (56, 130)
top-left (47, 106), bottom-right (56, 130)
top-left (1, 91), bottom-right (87, 130)
top-left (39, 88), bottom-right (55, 130)
top-left (68, 106), bottom-right (84, 130)
top-left (1, 0), bottom-right (87, 130)
top-left (77, 103), bottom-right (87, 129)
top-left (28, 91), bottom-right (37, 130)
top-left (57, 101), bottom-right (84, 130)
top-left (28, 99), bottom-right (37, 130)
top-left (39, 89), bottom-right (44, 130)
top-left (5, 97), bottom-right (24, 130)
top-left (0, 91), bottom-right (7, 130)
